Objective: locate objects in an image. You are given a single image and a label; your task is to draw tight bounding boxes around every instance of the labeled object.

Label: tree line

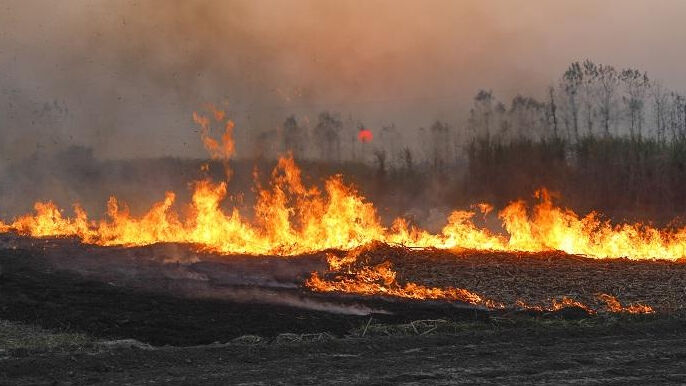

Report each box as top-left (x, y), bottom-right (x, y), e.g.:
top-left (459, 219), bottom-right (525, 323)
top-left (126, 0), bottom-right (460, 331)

top-left (468, 60), bottom-right (686, 143)
top-left (268, 60), bottom-right (686, 173)
top-left (266, 60), bottom-right (686, 217)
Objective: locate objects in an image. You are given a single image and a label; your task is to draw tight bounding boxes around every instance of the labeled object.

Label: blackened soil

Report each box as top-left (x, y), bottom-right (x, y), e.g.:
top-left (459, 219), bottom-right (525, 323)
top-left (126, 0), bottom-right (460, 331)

top-left (0, 247), bottom-right (496, 346)
top-left (4, 319), bottom-right (686, 385)
top-left (2, 239), bottom-right (685, 384)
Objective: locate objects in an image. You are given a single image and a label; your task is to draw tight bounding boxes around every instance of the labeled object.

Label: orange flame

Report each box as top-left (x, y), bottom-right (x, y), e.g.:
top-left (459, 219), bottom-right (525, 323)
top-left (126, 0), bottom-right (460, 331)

top-left (305, 248), bottom-right (655, 313)
top-left (195, 105), bottom-right (235, 161)
top-left (596, 293), bottom-right (655, 314)
top-left (2, 109), bottom-right (686, 261)
top-left (305, 258), bottom-right (502, 308)
top-left (515, 294), bottom-right (654, 314)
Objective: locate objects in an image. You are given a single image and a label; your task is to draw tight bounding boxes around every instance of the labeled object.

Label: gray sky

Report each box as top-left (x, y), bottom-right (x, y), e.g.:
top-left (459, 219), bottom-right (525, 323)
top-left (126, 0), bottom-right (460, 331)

top-left (1, 0), bottom-right (686, 159)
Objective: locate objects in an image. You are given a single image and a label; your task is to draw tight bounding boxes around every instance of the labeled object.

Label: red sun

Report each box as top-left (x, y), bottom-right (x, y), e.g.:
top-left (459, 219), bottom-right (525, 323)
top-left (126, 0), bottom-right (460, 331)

top-left (357, 129), bottom-right (373, 143)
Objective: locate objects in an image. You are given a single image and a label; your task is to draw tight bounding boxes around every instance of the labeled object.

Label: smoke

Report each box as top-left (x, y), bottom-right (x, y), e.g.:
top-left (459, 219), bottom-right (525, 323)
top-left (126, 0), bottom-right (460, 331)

top-left (1, 234), bottom-right (386, 315)
top-left (2, 0), bottom-right (686, 219)
top-left (7, 0), bottom-right (686, 161)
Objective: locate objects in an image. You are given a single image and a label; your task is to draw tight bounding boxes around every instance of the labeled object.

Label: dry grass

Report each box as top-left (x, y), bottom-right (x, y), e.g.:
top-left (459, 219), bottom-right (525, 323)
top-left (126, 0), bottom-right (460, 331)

top-left (0, 319), bottom-right (93, 352)
top-left (327, 243), bottom-right (685, 313)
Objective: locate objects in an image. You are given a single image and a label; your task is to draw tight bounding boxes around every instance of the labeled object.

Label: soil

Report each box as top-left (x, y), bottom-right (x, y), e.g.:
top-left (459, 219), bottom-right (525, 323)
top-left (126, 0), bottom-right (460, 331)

top-left (2, 235), bottom-right (686, 384)
top-left (327, 242), bottom-right (686, 312)
top-left (0, 237), bottom-right (498, 346)
top-left (4, 320), bottom-right (686, 384)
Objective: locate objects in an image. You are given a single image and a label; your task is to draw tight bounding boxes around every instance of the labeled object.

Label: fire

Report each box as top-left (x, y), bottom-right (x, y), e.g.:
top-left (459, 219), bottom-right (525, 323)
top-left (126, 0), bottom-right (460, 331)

top-left (195, 105), bottom-right (235, 161)
top-left (2, 108), bottom-right (686, 261)
top-left (515, 298), bottom-right (595, 314)
top-left (515, 294), bottom-right (654, 314)
top-left (305, 250), bottom-right (501, 307)
top-left (305, 247), bottom-right (655, 314)
top-left (596, 293), bottom-right (655, 314)
top-left (9, 202), bottom-right (91, 239)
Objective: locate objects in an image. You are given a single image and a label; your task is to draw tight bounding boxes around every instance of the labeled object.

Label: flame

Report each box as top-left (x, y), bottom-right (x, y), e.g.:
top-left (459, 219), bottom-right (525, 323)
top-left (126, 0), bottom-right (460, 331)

top-left (10, 202), bottom-right (91, 239)
top-left (305, 248), bottom-right (655, 314)
top-left (0, 108), bottom-right (666, 314)
top-left (596, 293), bottom-right (655, 314)
top-left (515, 294), bottom-right (654, 314)
top-left (195, 104), bottom-right (235, 161)
top-left (516, 298), bottom-right (595, 314)
top-left (305, 255), bottom-right (502, 308)
top-left (2, 108), bottom-right (686, 261)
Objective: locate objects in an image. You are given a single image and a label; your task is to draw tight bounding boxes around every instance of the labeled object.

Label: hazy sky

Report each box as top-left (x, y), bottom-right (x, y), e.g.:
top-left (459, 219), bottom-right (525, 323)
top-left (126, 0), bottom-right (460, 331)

top-left (1, 0), bottom-right (686, 159)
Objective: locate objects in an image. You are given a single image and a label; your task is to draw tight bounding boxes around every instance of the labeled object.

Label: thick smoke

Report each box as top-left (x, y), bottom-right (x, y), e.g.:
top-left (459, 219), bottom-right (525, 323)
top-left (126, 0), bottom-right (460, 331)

top-left (2, 0), bottom-right (686, 220)
top-left (2, 0), bottom-right (684, 162)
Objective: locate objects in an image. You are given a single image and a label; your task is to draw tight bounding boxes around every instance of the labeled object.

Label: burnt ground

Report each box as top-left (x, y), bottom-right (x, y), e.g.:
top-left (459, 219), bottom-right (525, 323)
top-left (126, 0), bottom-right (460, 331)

top-left (3, 319), bottom-right (686, 385)
top-left (332, 243), bottom-right (686, 312)
top-left (2, 235), bottom-right (686, 384)
top-left (0, 246), bottom-right (497, 347)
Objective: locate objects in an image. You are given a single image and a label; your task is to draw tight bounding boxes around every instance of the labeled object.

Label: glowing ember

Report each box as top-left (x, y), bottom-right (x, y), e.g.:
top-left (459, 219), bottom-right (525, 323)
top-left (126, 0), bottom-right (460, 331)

top-left (2, 108), bottom-right (686, 261)
top-left (515, 294), bottom-right (654, 314)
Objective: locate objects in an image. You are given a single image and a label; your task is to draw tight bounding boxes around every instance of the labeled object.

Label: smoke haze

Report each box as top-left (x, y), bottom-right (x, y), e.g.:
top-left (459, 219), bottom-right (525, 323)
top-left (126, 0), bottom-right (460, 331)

top-left (2, 0), bottom-right (686, 161)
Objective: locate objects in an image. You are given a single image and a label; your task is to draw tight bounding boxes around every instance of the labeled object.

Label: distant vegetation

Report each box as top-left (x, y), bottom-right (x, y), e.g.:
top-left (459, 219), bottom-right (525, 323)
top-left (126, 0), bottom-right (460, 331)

top-left (268, 60), bottom-right (686, 219)
top-left (3, 60), bottom-right (686, 223)
top-left (464, 60), bottom-right (686, 217)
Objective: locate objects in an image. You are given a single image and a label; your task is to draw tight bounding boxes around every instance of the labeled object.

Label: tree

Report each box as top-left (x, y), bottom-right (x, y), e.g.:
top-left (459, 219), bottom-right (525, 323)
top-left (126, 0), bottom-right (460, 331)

top-left (652, 82), bottom-right (668, 142)
top-left (282, 115), bottom-right (306, 158)
top-left (509, 95), bottom-right (546, 140)
top-left (429, 120), bottom-right (451, 170)
top-left (548, 86), bottom-right (559, 138)
top-left (581, 60), bottom-right (599, 137)
top-left (380, 123), bottom-right (399, 167)
top-left (597, 64), bottom-right (619, 136)
top-left (473, 90), bottom-right (494, 139)
top-left (373, 149), bottom-right (387, 176)
top-left (667, 93), bottom-right (686, 141)
top-left (313, 111), bottom-right (343, 161)
top-left (562, 62), bottom-right (583, 141)
top-left (620, 68), bottom-right (650, 139)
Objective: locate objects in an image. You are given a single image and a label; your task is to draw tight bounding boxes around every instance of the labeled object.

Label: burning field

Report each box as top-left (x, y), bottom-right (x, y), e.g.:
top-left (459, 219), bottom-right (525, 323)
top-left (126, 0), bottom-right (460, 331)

top-left (6, 2), bottom-right (686, 383)
top-left (2, 109), bottom-right (686, 383)
top-left (1, 109), bottom-right (683, 322)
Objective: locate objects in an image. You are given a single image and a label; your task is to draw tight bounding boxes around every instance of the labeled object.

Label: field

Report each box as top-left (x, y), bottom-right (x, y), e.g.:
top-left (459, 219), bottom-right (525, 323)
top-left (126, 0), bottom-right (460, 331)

top-left (1, 233), bottom-right (685, 384)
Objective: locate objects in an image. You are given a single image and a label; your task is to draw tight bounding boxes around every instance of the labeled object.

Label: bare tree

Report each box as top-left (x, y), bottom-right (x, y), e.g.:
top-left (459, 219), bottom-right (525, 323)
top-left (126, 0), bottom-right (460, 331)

top-left (429, 120), bottom-right (451, 170)
top-left (373, 149), bottom-right (387, 176)
top-left (473, 90), bottom-right (494, 139)
top-left (675, 94), bottom-right (686, 140)
top-left (620, 68), bottom-right (650, 139)
top-left (380, 123), bottom-right (400, 167)
top-left (652, 82), bottom-right (669, 142)
top-left (597, 64), bottom-right (619, 136)
top-left (548, 86), bottom-right (559, 138)
top-left (562, 62), bottom-right (583, 141)
top-left (282, 115), bottom-right (306, 158)
top-left (494, 101), bottom-right (509, 142)
top-left (313, 111), bottom-right (343, 161)
top-left (509, 95), bottom-right (546, 140)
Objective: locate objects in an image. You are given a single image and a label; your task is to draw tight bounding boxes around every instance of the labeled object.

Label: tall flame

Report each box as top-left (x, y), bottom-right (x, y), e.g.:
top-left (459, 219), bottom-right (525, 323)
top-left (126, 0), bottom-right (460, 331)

top-left (2, 108), bottom-right (686, 261)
